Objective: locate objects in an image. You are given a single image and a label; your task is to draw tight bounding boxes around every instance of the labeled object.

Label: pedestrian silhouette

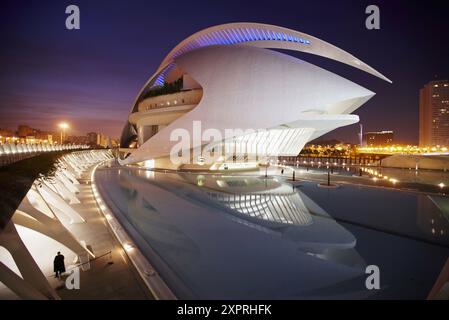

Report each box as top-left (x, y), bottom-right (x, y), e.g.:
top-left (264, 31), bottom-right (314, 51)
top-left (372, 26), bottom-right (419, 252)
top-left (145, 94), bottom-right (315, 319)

top-left (54, 252), bottom-right (65, 278)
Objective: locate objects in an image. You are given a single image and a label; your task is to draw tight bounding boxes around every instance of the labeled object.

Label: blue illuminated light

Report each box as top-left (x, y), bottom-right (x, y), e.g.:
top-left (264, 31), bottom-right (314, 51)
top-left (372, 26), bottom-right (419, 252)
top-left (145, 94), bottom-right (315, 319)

top-left (149, 27), bottom-right (311, 88)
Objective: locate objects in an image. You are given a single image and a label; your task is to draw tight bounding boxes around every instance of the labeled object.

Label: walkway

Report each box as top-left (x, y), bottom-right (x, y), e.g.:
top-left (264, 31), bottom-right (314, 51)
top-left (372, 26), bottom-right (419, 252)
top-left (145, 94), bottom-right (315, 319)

top-left (0, 159), bottom-right (152, 300)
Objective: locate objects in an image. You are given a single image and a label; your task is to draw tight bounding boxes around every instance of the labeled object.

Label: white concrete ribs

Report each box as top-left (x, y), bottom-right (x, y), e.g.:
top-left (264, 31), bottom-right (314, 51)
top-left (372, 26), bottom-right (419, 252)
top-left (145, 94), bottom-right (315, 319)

top-left (0, 149), bottom-right (113, 300)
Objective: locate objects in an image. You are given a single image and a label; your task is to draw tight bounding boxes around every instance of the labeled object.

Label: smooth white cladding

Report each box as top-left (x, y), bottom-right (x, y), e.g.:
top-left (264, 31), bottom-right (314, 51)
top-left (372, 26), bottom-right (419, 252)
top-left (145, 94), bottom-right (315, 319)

top-left (122, 45), bottom-right (374, 165)
top-left (147, 22), bottom-right (391, 90)
top-left (127, 22), bottom-right (390, 119)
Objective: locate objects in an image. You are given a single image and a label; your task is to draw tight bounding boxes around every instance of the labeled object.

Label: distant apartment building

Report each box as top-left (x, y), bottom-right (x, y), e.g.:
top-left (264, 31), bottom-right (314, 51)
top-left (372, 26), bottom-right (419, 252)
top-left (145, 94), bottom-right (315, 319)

top-left (0, 128), bottom-right (14, 144)
top-left (87, 132), bottom-right (98, 145)
top-left (35, 131), bottom-right (53, 144)
top-left (15, 125), bottom-right (54, 144)
top-left (67, 135), bottom-right (89, 145)
top-left (419, 80), bottom-right (449, 147)
top-left (17, 125), bottom-right (37, 138)
top-left (0, 128), bottom-right (13, 138)
top-left (85, 132), bottom-right (110, 147)
top-left (363, 131), bottom-right (394, 147)
top-left (97, 133), bottom-right (110, 148)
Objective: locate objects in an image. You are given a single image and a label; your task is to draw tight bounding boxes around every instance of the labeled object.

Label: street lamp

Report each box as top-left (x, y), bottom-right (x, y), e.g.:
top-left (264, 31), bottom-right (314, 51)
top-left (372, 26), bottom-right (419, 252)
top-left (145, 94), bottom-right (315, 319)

top-left (59, 122), bottom-right (69, 144)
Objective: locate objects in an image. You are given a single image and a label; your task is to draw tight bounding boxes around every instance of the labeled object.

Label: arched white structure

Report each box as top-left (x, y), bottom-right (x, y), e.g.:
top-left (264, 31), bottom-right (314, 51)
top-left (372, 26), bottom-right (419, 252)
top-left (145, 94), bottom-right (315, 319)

top-left (120, 23), bottom-right (391, 169)
top-left (0, 150), bottom-right (113, 299)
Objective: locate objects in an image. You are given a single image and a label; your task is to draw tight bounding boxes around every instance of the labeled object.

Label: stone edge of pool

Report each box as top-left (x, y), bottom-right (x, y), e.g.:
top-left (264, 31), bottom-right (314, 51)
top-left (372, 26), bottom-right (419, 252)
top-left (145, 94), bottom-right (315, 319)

top-left (90, 162), bottom-right (177, 300)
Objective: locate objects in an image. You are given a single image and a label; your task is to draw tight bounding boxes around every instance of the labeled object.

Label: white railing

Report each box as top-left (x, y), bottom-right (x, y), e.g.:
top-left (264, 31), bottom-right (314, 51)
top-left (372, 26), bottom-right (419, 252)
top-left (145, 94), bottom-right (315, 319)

top-left (0, 143), bottom-right (89, 156)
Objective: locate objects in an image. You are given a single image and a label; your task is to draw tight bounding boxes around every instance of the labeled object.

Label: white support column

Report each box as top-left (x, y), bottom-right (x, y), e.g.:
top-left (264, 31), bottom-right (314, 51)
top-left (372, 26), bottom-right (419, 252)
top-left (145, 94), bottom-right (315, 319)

top-left (0, 261), bottom-right (48, 300)
top-left (36, 182), bottom-right (85, 224)
top-left (0, 222), bottom-right (59, 300)
top-left (55, 171), bottom-right (80, 193)
top-left (12, 211), bottom-right (94, 258)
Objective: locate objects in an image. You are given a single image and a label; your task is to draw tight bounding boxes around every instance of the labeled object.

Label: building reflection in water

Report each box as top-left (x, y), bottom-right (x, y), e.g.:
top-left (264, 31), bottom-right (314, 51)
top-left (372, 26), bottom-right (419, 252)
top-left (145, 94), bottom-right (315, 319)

top-left (208, 188), bottom-right (313, 225)
top-left (180, 173), bottom-right (366, 269)
top-left (95, 166), bottom-right (449, 298)
top-left (95, 167), bottom-right (373, 298)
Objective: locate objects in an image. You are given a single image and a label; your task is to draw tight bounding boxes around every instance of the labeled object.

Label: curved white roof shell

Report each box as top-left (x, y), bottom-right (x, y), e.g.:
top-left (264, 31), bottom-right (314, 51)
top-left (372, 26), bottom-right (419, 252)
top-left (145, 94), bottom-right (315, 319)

top-left (122, 45), bottom-right (375, 164)
top-left (120, 23), bottom-right (391, 166)
top-left (144, 22), bottom-right (391, 91)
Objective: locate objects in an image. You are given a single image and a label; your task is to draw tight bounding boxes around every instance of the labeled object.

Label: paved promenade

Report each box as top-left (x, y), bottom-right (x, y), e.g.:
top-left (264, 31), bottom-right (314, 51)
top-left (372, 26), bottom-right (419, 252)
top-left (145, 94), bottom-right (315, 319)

top-left (0, 163), bottom-right (152, 300)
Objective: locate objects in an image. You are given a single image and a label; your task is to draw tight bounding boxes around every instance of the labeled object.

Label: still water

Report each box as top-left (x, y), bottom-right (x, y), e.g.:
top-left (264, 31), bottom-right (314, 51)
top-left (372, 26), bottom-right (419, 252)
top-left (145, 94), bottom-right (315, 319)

top-left (95, 164), bottom-right (449, 299)
top-left (294, 164), bottom-right (449, 186)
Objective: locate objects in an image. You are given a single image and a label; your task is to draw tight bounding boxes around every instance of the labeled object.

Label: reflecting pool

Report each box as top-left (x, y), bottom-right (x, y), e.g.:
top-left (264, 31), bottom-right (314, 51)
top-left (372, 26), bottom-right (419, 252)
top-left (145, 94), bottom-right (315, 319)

top-left (292, 164), bottom-right (449, 187)
top-left (95, 164), bottom-right (449, 299)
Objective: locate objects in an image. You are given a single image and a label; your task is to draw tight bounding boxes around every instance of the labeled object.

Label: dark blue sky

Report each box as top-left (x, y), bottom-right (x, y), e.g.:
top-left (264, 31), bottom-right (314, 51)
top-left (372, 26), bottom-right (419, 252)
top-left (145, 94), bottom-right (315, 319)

top-left (0, 0), bottom-right (448, 142)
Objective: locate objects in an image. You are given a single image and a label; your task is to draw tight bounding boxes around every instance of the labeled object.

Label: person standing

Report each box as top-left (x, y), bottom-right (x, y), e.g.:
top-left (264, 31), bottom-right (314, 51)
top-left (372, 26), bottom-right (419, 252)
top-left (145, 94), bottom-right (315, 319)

top-left (54, 252), bottom-right (66, 278)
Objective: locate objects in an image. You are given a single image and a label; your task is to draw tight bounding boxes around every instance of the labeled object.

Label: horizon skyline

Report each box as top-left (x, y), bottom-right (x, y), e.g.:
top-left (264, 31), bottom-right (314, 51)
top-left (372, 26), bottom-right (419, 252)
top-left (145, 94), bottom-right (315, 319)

top-left (0, 123), bottom-right (118, 139)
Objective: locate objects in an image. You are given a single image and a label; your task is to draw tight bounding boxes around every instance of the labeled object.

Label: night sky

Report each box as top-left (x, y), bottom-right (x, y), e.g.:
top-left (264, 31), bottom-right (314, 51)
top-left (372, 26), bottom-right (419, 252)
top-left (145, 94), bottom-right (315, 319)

top-left (0, 0), bottom-right (448, 143)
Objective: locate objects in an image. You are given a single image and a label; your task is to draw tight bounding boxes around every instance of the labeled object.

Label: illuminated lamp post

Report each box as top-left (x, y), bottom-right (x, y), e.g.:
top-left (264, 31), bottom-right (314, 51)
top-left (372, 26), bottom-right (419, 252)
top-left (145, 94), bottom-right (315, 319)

top-left (59, 122), bottom-right (69, 144)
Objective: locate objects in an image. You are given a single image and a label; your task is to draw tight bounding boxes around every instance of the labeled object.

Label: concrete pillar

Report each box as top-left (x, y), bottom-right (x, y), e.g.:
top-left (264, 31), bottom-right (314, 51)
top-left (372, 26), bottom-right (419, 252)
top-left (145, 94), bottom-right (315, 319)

top-left (0, 261), bottom-right (48, 300)
top-left (12, 210), bottom-right (93, 258)
top-left (0, 222), bottom-right (59, 300)
top-left (36, 182), bottom-right (85, 224)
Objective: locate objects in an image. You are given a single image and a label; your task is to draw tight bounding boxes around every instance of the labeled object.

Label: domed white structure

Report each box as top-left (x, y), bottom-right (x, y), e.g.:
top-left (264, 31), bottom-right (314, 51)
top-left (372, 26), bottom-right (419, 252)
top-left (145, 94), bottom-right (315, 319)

top-left (119, 23), bottom-right (390, 169)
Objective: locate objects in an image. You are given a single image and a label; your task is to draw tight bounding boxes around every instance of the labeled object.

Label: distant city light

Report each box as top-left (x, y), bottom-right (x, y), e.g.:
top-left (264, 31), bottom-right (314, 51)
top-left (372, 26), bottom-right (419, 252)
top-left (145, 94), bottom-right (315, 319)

top-left (357, 144), bottom-right (449, 155)
top-left (439, 182), bottom-right (445, 188)
top-left (59, 122), bottom-right (69, 129)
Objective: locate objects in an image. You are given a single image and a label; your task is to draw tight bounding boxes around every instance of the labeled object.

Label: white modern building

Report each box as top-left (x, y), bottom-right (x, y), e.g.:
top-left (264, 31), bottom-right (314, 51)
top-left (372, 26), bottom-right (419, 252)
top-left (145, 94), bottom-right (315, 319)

top-left (119, 23), bottom-right (391, 170)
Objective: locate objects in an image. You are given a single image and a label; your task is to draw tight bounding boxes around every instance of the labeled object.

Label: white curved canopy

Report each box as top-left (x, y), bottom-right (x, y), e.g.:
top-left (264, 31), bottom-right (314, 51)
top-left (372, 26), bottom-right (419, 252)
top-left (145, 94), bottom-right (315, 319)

top-left (154, 22), bottom-right (391, 85)
top-left (130, 22), bottom-right (391, 115)
top-left (122, 45), bottom-right (375, 165)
